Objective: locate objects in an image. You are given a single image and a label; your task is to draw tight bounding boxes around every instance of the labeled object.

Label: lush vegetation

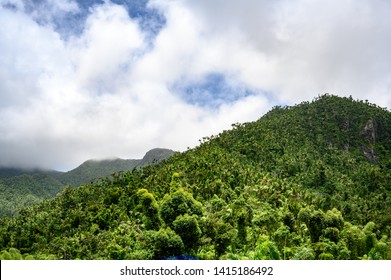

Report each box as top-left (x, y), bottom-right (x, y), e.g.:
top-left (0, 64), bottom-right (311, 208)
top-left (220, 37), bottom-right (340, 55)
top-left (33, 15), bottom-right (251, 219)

top-left (0, 148), bottom-right (173, 217)
top-left (0, 173), bottom-right (65, 217)
top-left (1, 95), bottom-right (391, 260)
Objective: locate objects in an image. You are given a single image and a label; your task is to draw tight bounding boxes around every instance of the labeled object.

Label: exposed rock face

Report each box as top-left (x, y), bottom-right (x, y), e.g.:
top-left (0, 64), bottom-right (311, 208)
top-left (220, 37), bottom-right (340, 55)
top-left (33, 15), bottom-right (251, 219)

top-left (361, 145), bottom-right (378, 163)
top-left (362, 119), bottom-right (378, 163)
top-left (363, 119), bottom-right (376, 146)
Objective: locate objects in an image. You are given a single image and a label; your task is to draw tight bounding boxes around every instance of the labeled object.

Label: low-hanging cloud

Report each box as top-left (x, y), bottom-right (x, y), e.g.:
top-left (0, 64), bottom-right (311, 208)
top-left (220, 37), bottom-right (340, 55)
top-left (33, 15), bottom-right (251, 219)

top-left (1, 0), bottom-right (391, 170)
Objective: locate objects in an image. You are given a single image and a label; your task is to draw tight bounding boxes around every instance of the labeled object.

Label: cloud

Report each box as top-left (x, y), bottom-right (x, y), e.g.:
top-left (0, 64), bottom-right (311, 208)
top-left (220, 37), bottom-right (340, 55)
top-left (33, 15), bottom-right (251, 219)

top-left (1, 0), bottom-right (391, 170)
top-left (67, 2), bottom-right (145, 92)
top-left (184, 0), bottom-right (391, 106)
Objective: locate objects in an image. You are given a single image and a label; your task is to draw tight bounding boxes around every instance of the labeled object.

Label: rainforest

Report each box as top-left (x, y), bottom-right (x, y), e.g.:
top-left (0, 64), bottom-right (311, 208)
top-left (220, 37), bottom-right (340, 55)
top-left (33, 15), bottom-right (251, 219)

top-left (1, 94), bottom-right (391, 260)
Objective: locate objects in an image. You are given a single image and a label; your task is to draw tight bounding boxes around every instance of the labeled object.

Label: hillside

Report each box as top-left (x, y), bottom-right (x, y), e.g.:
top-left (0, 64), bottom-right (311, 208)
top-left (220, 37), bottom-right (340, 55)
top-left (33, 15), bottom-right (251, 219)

top-left (0, 173), bottom-right (64, 217)
top-left (0, 148), bottom-right (174, 217)
top-left (57, 148), bottom-right (174, 187)
top-left (1, 95), bottom-right (391, 260)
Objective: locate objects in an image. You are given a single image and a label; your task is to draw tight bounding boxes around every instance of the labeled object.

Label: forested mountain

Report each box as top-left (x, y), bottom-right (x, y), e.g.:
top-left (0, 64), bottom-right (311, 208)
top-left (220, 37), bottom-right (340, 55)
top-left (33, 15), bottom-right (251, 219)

top-left (1, 95), bottom-right (391, 260)
top-left (0, 148), bottom-right (174, 217)
top-left (56, 148), bottom-right (175, 187)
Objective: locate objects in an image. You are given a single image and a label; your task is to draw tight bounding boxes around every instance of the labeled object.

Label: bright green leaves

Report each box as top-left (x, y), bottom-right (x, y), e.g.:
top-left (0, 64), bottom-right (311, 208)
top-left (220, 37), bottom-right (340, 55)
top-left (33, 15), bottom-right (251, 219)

top-left (324, 208), bottom-right (344, 229)
top-left (212, 221), bottom-right (234, 258)
top-left (159, 188), bottom-right (202, 228)
top-left (144, 228), bottom-right (184, 259)
top-left (0, 248), bottom-right (56, 260)
top-left (173, 214), bottom-right (201, 251)
top-left (253, 235), bottom-right (281, 260)
top-left (0, 248), bottom-right (23, 260)
top-left (134, 189), bottom-right (160, 230)
top-left (169, 172), bottom-right (183, 192)
top-left (298, 207), bottom-right (344, 244)
top-left (94, 208), bottom-right (112, 230)
top-left (131, 187), bottom-right (205, 257)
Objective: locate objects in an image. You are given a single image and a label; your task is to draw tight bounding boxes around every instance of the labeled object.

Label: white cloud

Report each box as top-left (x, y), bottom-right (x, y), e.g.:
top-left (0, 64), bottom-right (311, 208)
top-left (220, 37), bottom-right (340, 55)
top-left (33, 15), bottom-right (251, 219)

top-left (67, 3), bottom-right (145, 93)
top-left (1, 0), bottom-right (391, 170)
top-left (157, 0), bottom-right (391, 105)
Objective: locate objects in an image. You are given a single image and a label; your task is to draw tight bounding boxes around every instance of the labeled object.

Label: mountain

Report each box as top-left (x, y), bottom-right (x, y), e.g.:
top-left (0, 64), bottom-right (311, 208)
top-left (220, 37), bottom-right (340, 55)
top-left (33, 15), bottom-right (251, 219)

top-left (58, 148), bottom-right (175, 187)
top-left (55, 158), bottom-right (141, 187)
top-left (1, 95), bottom-right (391, 260)
top-left (138, 148), bottom-right (178, 166)
top-left (0, 148), bottom-right (174, 217)
top-left (0, 168), bottom-right (39, 179)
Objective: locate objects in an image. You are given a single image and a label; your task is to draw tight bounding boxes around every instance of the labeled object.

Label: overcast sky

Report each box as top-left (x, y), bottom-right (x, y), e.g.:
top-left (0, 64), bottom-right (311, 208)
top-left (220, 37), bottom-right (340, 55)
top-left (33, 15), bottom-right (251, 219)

top-left (1, 0), bottom-right (391, 171)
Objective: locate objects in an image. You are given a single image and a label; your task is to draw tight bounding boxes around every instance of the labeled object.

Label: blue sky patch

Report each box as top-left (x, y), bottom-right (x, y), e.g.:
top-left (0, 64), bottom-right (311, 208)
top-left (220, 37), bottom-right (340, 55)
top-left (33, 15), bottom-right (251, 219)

top-left (6, 0), bottom-right (166, 39)
top-left (111, 0), bottom-right (166, 36)
top-left (172, 73), bottom-right (255, 109)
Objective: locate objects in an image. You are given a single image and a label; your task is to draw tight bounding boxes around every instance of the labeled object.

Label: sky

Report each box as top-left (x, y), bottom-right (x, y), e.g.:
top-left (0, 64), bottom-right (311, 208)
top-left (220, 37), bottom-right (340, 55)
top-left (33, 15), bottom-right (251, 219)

top-left (1, 0), bottom-right (391, 171)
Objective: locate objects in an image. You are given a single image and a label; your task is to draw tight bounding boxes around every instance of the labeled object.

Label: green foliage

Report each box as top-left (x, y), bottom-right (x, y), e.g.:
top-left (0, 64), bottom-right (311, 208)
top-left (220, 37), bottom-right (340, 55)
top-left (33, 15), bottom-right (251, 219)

top-left (201, 215), bottom-right (235, 258)
top-left (135, 189), bottom-right (161, 230)
top-left (0, 173), bottom-right (65, 217)
top-left (235, 210), bottom-right (248, 248)
top-left (1, 95), bottom-right (391, 259)
top-left (292, 246), bottom-right (315, 260)
top-left (0, 248), bottom-right (23, 260)
top-left (159, 188), bottom-right (203, 227)
top-left (253, 235), bottom-right (281, 260)
top-left (173, 214), bottom-right (202, 251)
top-left (144, 228), bottom-right (184, 259)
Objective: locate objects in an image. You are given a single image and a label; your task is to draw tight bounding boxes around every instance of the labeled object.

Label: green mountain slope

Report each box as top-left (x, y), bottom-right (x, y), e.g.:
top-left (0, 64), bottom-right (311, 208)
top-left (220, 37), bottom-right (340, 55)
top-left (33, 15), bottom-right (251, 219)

top-left (57, 158), bottom-right (140, 187)
top-left (58, 148), bottom-right (175, 187)
top-left (0, 173), bottom-right (64, 217)
top-left (0, 148), bottom-right (174, 217)
top-left (1, 95), bottom-right (390, 260)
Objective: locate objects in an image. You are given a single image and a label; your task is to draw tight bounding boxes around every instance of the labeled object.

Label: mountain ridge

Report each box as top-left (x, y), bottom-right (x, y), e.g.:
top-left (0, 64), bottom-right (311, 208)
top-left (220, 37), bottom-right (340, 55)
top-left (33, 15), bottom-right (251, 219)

top-left (57, 148), bottom-right (175, 187)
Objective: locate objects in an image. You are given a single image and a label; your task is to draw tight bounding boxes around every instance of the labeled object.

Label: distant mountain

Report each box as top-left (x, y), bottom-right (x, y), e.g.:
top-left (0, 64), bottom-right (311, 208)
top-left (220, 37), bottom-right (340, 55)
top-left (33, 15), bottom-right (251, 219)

top-left (0, 167), bottom-right (62, 179)
top-left (0, 168), bottom-right (30, 179)
top-left (57, 158), bottom-right (140, 187)
top-left (0, 148), bottom-right (174, 217)
top-left (58, 148), bottom-right (175, 187)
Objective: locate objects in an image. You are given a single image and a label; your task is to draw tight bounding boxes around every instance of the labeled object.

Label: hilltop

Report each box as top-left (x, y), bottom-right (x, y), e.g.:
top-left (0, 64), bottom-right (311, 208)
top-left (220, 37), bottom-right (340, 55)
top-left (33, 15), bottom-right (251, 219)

top-left (1, 95), bottom-right (390, 260)
top-left (57, 148), bottom-right (175, 187)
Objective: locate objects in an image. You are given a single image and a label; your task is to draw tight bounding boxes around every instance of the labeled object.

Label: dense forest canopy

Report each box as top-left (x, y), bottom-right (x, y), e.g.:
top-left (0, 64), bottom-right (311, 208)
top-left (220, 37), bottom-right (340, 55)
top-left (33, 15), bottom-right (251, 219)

top-left (1, 94), bottom-right (391, 260)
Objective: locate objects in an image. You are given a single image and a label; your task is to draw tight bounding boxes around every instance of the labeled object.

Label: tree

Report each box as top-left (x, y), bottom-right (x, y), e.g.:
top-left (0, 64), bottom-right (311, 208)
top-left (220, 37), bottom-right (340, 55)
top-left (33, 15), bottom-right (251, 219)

top-left (299, 208), bottom-right (325, 243)
top-left (341, 223), bottom-right (366, 259)
top-left (253, 235), bottom-right (281, 260)
top-left (201, 215), bottom-right (234, 258)
top-left (173, 214), bottom-right (201, 251)
top-left (236, 210), bottom-right (248, 247)
top-left (159, 188), bottom-right (202, 227)
top-left (135, 189), bottom-right (160, 230)
top-left (144, 228), bottom-right (184, 259)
